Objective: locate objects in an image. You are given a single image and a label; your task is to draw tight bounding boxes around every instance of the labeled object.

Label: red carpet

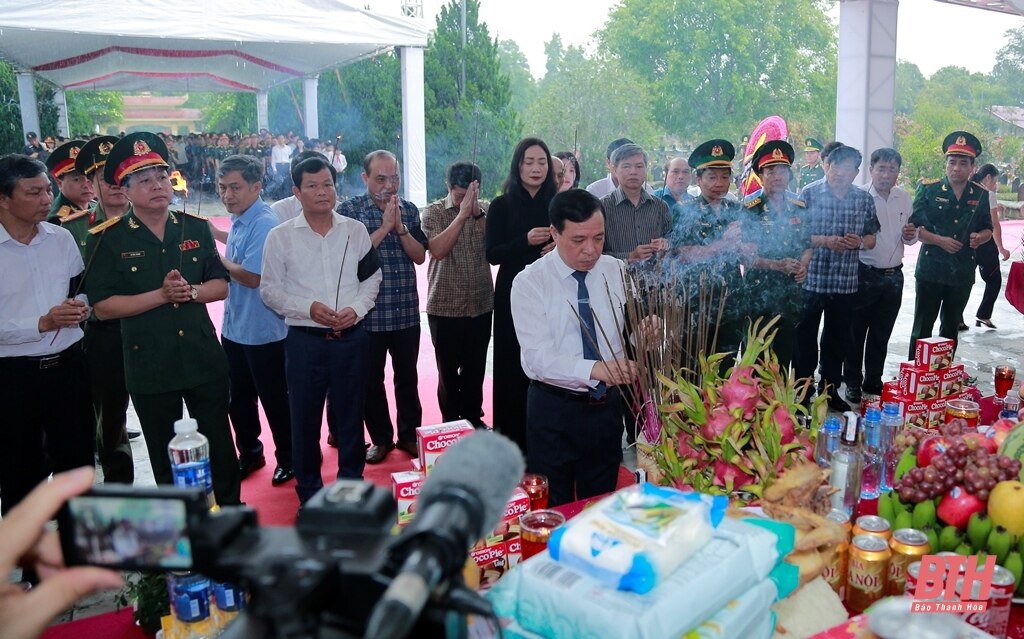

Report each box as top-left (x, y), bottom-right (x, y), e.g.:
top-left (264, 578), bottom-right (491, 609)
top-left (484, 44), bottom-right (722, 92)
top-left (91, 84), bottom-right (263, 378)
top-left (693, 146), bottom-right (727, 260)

top-left (41, 608), bottom-right (146, 639)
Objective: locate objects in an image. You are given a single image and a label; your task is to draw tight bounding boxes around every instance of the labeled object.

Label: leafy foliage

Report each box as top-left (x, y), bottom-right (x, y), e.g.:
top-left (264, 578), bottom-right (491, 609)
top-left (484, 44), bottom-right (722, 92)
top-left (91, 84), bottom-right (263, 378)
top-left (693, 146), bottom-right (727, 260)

top-left (66, 91), bottom-right (123, 137)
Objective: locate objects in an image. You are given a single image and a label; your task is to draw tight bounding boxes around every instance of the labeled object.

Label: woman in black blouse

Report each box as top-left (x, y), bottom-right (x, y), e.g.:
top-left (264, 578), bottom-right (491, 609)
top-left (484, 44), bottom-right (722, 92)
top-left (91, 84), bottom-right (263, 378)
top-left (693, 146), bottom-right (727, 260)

top-left (486, 137), bottom-right (558, 454)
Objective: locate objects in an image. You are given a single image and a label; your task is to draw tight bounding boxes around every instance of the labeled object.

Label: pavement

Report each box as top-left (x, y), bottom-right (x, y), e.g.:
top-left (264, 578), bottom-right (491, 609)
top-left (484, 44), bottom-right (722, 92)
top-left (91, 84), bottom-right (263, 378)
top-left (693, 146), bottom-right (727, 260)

top-left (7, 191), bottom-right (1024, 626)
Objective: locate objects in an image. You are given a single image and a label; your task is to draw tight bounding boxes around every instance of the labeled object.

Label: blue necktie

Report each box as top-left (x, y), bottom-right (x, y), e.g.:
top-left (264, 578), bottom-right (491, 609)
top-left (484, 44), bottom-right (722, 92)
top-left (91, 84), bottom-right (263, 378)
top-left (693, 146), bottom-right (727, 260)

top-left (572, 270), bottom-right (607, 400)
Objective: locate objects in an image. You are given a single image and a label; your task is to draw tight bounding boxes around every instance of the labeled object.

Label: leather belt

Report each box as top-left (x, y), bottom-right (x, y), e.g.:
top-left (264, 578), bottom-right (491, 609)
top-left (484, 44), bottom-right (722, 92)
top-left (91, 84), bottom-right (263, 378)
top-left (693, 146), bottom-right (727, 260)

top-left (290, 324), bottom-right (359, 340)
top-left (3, 342), bottom-right (81, 370)
top-left (861, 263), bottom-right (902, 276)
top-left (531, 380), bottom-right (609, 406)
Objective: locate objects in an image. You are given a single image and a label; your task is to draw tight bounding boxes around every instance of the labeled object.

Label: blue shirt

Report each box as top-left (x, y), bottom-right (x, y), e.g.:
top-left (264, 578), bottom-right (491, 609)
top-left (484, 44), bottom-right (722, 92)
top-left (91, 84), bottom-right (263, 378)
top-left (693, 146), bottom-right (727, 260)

top-left (222, 199), bottom-right (288, 345)
top-left (338, 194), bottom-right (427, 332)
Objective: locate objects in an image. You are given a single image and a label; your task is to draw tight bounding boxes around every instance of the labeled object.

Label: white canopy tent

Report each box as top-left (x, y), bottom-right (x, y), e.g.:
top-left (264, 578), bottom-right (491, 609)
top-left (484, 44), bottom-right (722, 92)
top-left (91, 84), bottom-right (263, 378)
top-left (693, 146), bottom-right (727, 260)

top-left (0, 0), bottom-right (431, 204)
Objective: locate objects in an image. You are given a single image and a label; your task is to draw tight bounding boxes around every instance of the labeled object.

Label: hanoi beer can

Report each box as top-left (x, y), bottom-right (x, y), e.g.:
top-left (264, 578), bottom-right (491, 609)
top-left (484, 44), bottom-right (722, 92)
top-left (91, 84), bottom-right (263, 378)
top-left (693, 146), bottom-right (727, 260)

top-left (888, 528), bottom-right (931, 595)
top-left (824, 509), bottom-right (852, 599)
top-left (847, 534), bottom-right (891, 613)
top-left (853, 515), bottom-right (891, 541)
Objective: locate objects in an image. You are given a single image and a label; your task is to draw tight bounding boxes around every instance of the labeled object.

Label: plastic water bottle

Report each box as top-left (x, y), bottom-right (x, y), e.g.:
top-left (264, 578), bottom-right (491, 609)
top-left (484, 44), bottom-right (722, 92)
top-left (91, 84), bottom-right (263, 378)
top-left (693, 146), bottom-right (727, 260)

top-left (1000, 396), bottom-right (1020, 421)
top-left (169, 571), bottom-right (212, 639)
top-left (860, 407), bottom-right (883, 500)
top-left (814, 416), bottom-right (842, 469)
top-left (168, 417), bottom-right (217, 510)
top-left (829, 413), bottom-right (863, 516)
top-left (880, 402), bottom-right (903, 492)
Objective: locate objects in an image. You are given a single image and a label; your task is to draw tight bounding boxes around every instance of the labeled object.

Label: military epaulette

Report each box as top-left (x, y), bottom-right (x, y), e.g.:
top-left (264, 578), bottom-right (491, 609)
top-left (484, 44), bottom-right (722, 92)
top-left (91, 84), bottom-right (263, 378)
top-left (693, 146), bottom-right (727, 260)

top-left (742, 190), bottom-right (763, 208)
top-left (785, 192), bottom-right (806, 208)
top-left (182, 211), bottom-right (210, 221)
top-left (60, 209), bottom-right (90, 224)
top-left (88, 215), bottom-right (123, 235)
top-left (55, 205), bottom-right (74, 220)
top-left (918, 177), bottom-right (941, 186)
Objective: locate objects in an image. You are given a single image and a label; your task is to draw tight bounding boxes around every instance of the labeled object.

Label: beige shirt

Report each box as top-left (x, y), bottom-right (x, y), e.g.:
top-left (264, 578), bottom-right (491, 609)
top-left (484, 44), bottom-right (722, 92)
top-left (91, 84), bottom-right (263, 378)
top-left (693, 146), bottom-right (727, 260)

top-left (421, 193), bottom-right (494, 318)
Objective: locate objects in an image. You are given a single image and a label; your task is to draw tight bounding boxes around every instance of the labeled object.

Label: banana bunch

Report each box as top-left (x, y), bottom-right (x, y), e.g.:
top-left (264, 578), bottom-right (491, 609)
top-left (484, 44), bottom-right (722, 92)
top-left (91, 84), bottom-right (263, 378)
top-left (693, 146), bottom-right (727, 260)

top-left (877, 491), bottom-right (940, 553)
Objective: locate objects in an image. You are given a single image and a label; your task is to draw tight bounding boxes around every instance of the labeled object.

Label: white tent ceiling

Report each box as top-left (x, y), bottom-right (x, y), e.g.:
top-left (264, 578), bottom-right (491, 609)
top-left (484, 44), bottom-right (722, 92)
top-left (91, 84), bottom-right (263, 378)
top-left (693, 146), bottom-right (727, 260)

top-left (0, 0), bottom-right (429, 92)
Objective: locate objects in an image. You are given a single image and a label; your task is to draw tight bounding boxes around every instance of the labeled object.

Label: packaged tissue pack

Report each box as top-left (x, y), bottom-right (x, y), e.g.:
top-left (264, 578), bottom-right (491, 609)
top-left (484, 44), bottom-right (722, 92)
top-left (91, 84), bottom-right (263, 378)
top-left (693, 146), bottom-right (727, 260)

top-left (546, 484), bottom-right (728, 594)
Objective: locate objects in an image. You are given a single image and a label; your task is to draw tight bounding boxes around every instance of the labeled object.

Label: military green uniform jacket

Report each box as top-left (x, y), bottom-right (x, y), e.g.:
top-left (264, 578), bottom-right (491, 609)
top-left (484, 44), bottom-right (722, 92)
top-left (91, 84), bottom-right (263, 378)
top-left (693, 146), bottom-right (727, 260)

top-left (798, 162), bottom-right (824, 190)
top-left (83, 211), bottom-right (229, 394)
top-left (61, 201), bottom-right (111, 257)
top-left (909, 177), bottom-right (993, 287)
top-left (741, 189), bottom-right (810, 317)
top-left (670, 194), bottom-right (746, 319)
top-left (48, 191), bottom-right (93, 225)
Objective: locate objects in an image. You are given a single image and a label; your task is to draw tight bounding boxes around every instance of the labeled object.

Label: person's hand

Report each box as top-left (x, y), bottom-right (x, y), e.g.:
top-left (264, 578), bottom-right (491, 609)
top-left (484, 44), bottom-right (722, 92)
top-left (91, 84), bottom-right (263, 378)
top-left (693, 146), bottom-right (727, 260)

top-left (381, 196), bottom-right (399, 234)
top-left (722, 222), bottom-right (742, 243)
top-left (842, 233), bottom-right (863, 249)
top-left (591, 359), bottom-right (638, 386)
top-left (902, 223), bottom-right (917, 242)
top-left (650, 238), bottom-right (669, 252)
top-left (0, 467), bottom-right (123, 639)
top-left (457, 182), bottom-right (479, 220)
top-left (778, 257), bottom-right (801, 275)
top-left (628, 243), bottom-right (656, 262)
top-left (162, 269), bottom-right (192, 303)
top-left (1000, 247), bottom-right (1011, 261)
top-left (527, 227), bottom-right (551, 246)
top-left (638, 315), bottom-right (662, 345)
top-left (794, 261), bottom-right (808, 284)
top-left (333, 307), bottom-right (358, 330)
top-left (39, 299), bottom-right (89, 332)
top-left (539, 241), bottom-right (556, 256)
top-left (968, 232), bottom-right (985, 250)
top-left (310, 301), bottom-right (343, 328)
top-left (937, 235), bottom-right (964, 254)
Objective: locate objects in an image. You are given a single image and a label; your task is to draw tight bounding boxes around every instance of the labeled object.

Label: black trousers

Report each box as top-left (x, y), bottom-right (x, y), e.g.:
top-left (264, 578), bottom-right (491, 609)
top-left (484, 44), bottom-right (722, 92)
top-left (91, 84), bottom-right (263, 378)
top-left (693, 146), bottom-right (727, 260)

top-left (131, 375), bottom-right (241, 506)
top-left (975, 241), bottom-right (1002, 321)
top-left (365, 325), bottom-right (422, 447)
top-left (223, 337), bottom-right (293, 469)
top-left (285, 326), bottom-right (368, 504)
top-left (796, 291), bottom-right (856, 393)
top-left (0, 344), bottom-right (95, 516)
top-left (526, 383), bottom-right (623, 507)
top-left (83, 320), bottom-right (134, 484)
top-left (427, 312), bottom-right (492, 427)
top-left (845, 264), bottom-right (903, 395)
top-left (909, 278), bottom-right (972, 360)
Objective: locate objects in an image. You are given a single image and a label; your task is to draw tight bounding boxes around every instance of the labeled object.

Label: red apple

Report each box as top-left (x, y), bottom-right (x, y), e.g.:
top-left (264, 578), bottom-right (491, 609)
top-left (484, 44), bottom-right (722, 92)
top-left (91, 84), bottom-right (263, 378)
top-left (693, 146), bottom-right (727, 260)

top-left (963, 431), bottom-right (999, 454)
top-left (989, 419), bottom-right (1019, 449)
top-left (937, 486), bottom-right (987, 529)
top-left (917, 435), bottom-right (952, 468)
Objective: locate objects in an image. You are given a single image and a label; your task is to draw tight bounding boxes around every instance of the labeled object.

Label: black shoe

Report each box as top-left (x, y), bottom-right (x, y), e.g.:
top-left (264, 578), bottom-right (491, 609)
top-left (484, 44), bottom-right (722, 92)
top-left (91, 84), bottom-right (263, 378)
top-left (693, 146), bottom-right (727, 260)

top-left (845, 387), bottom-right (862, 405)
top-left (239, 455), bottom-right (266, 480)
top-left (271, 466), bottom-right (295, 486)
top-left (327, 432), bottom-right (338, 448)
top-left (127, 429), bottom-right (142, 440)
top-left (976, 318), bottom-right (997, 329)
top-left (959, 322), bottom-right (970, 332)
top-left (827, 393), bottom-right (851, 413)
top-left (395, 440), bottom-right (418, 457)
top-left (365, 443), bottom-right (394, 464)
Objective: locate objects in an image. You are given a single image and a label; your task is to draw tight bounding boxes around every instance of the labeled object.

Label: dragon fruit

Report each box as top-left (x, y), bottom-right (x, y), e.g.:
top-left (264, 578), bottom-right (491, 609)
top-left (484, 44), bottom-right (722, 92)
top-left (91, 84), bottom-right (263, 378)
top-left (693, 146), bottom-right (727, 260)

top-left (676, 438), bottom-right (700, 459)
top-left (721, 365), bottom-right (759, 419)
top-left (713, 459), bottom-right (754, 488)
top-left (773, 405), bottom-right (797, 445)
top-left (700, 406), bottom-right (733, 440)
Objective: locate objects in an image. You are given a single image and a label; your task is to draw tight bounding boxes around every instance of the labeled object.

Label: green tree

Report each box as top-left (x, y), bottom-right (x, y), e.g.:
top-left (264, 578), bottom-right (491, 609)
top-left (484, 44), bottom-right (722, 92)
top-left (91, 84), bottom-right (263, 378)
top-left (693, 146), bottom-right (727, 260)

top-left (599, 0), bottom-right (837, 142)
top-left (66, 91), bottom-right (123, 137)
top-left (524, 44), bottom-right (659, 184)
top-left (895, 61), bottom-right (925, 116)
top-left (185, 93), bottom-right (255, 134)
top-left (993, 26), bottom-right (1024, 105)
top-left (0, 60), bottom-right (58, 154)
top-left (497, 39), bottom-right (536, 118)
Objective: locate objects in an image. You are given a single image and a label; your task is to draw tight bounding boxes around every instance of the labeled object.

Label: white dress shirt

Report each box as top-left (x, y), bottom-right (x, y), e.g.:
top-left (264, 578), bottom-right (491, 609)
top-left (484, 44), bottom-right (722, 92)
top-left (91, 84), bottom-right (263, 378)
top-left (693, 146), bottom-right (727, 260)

top-left (0, 222), bottom-right (84, 356)
top-left (271, 195), bottom-right (303, 223)
top-left (260, 211), bottom-right (382, 327)
top-left (511, 250), bottom-right (627, 392)
top-left (859, 183), bottom-right (914, 268)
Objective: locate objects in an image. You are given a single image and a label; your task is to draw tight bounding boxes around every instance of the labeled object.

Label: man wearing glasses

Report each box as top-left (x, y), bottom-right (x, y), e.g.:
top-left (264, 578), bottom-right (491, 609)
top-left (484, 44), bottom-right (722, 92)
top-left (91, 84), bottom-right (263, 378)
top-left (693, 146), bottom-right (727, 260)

top-left (339, 150), bottom-right (428, 464)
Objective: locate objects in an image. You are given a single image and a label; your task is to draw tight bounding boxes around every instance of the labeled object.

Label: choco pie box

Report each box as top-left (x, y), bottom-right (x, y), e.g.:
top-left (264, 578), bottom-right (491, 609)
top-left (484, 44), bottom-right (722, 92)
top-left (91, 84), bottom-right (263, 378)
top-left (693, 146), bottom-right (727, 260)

top-left (897, 362), bottom-right (940, 401)
top-left (914, 336), bottom-right (955, 371)
top-left (939, 364), bottom-right (965, 398)
top-left (391, 470), bottom-right (425, 527)
top-left (415, 420), bottom-right (475, 475)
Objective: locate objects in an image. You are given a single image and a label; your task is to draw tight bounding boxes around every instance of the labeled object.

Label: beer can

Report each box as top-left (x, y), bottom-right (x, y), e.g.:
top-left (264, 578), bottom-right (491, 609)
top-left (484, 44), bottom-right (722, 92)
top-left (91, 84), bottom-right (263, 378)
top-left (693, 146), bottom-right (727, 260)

top-left (852, 515), bottom-right (891, 541)
top-left (847, 534), bottom-right (891, 613)
top-left (824, 509), bottom-right (852, 599)
top-left (827, 508), bottom-right (852, 536)
top-left (887, 528), bottom-right (931, 595)
top-left (861, 394), bottom-right (881, 417)
top-left (954, 577), bottom-right (991, 635)
top-left (986, 564), bottom-right (1015, 639)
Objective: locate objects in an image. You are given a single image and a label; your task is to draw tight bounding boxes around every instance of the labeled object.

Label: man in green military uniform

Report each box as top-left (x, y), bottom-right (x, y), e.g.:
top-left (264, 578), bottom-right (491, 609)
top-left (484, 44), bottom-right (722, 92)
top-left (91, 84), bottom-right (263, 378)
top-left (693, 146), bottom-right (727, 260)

top-left (68, 136), bottom-right (135, 484)
top-left (907, 131), bottom-right (993, 359)
top-left (84, 133), bottom-right (241, 505)
top-left (45, 140), bottom-right (94, 222)
top-left (670, 139), bottom-right (754, 361)
top-left (741, 141), bottom-right (811, 369)
top-left (797, 138), bottom-right (825, 190)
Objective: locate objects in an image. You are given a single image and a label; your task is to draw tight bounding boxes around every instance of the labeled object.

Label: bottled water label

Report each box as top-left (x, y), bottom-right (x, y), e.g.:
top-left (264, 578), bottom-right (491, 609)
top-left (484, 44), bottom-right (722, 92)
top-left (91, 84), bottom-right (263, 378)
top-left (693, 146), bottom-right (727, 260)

top-left (172, 460), bottom-right (214, 498)
top-left (172, 575), bottom-right (211, 623)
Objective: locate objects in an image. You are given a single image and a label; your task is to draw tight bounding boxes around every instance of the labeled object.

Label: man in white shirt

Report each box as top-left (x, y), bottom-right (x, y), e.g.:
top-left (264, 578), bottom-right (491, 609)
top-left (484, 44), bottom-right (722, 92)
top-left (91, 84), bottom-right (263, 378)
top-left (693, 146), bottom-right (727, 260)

top-left (511, 189), bottom-right (638, 506)
top-left (0, 154), bottom-right (94, 517)
top-left (261, 156), bottom-right (382, 504)
top-left (843, 148), bottom-right (917, 403)
top-left (585, 138), bottom-right (632, 199)
top-left (270, 135), bottom-right (294, 199)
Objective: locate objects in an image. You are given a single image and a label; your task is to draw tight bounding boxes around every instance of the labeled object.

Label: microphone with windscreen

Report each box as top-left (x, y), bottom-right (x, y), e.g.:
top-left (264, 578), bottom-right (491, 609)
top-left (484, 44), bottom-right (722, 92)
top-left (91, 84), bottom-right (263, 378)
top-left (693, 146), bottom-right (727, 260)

top-left (363, 430), bottom-right (525, 639)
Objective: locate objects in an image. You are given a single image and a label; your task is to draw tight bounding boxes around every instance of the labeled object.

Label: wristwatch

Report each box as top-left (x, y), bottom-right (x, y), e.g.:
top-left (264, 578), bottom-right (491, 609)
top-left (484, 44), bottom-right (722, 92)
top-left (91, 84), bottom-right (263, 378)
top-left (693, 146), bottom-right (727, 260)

top-left (396, 223), bottom-right (410, 236)
top-left (472, 211), bottom-right (486, 220)
top-left (189, 286), bottom-right (199, 301)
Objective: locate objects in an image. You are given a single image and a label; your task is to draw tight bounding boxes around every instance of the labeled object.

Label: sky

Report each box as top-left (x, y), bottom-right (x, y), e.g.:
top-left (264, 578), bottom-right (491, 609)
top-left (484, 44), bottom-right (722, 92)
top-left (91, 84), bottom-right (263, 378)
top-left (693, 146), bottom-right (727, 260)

top-left (374, 0), bottom-right (1023, 79)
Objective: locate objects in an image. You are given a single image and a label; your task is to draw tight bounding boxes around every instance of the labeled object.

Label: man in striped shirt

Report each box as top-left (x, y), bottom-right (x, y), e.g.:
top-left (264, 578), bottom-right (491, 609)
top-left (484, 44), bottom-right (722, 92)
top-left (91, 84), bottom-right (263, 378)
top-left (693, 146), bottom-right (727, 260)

top-left (599, 143), bottom-right (671, 264)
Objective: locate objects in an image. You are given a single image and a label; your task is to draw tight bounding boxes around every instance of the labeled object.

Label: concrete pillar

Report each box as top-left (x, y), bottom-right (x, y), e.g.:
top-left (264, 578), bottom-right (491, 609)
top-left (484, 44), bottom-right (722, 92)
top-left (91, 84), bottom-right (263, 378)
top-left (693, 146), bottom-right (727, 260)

top-left (400, 47), bottom-right (427, 207)
top-left (54, 89), bottom-right (70, 137)
top-left (257, 91), bottom-right (269, 132)
top-left (16, 72), bottom-right (41, 143)
top-left (302, 75), bottom-right (319, 140)
top-left (836, 0), bottom-right (899, 186)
